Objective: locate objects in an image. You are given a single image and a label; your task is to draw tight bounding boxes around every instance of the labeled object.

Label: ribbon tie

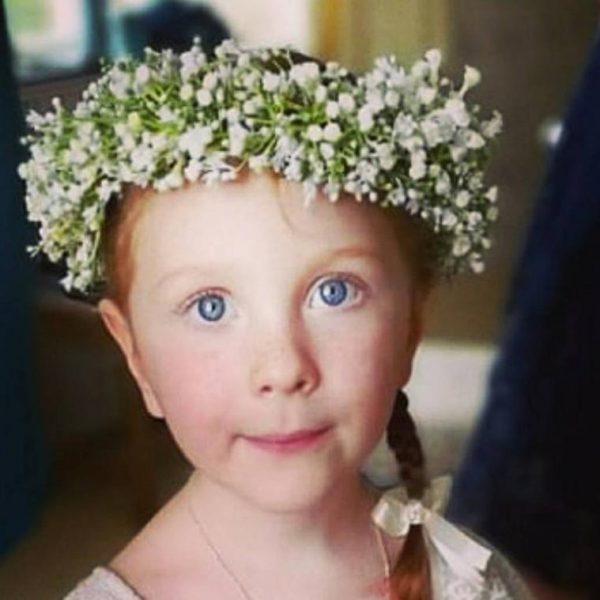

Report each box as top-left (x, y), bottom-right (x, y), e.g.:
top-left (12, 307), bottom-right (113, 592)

top-left (371, 475), bottom-right (492, 587)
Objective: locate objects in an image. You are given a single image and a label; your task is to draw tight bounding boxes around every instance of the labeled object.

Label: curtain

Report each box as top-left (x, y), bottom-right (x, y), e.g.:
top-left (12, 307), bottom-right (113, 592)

top-left (0, 0), bottom-right (47, 558)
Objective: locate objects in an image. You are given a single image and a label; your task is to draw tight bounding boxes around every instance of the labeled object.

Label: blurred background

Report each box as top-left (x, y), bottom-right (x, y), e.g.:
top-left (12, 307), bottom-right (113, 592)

top-left (0, 1), bottom-right (598, 598)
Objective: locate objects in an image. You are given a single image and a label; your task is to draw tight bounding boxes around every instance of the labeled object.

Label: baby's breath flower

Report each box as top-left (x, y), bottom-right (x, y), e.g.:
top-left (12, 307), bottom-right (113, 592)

top-left (180, 84), bottom-right (194, 101)
top-left (339, 93), bottom-right (356, 113)
top-left (358, 106), bottom-right (375, 132)
top-left (135, 64), bottom-right (151, 85)
top-left (19, 40), bottom-right (501, 294)
top-left (320, 143), bottom-right (335, 160)
top-left (323, 123), bottom-right (342, 143)
top-left (326, 101), bottom-right (340, 119)
top-left (460, 66), bottom-right (482, 96)
top-left (486, 186), bottom-right (499, 203)
top-left (455, 190), bottom-right (471, 208)
top-left (196, 89), bottom-right (213, 107)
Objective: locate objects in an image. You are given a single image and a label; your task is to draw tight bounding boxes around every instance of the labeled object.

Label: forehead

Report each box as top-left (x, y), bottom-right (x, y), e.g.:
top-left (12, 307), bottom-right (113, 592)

top-left (129, 174), bottom-right (405, 286)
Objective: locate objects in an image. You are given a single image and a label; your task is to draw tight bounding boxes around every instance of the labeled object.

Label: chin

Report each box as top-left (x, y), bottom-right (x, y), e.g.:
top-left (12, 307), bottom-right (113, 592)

top-left (235, 462), bottom-right (349, 514)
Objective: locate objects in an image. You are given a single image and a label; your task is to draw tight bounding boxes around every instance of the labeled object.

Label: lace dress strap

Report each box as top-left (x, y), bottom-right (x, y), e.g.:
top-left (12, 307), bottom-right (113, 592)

top-left (64, 566), bottom-right (142, 600)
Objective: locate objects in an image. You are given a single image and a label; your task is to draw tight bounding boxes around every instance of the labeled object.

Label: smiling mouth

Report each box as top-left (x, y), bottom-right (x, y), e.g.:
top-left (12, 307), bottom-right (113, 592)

top-left (241, 426), bottom-right (332, 454)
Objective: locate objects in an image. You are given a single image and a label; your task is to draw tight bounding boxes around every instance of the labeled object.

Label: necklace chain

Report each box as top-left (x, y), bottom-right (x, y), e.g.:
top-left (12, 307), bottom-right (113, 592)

top-left (187, 497), bottom-right (392, 600)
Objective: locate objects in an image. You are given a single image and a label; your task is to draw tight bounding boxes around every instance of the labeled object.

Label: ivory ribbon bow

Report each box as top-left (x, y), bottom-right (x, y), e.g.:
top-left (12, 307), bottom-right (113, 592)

top-left (371, 475), bottom-right (492, 587)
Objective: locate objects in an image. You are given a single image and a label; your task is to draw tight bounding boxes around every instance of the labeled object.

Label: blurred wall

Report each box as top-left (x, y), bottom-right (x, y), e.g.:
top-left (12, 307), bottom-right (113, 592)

top-left (427, 0), bottom-right (599, 342)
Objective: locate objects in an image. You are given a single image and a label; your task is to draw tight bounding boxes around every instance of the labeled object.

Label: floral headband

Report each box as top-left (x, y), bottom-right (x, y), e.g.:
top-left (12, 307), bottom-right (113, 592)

top-left (18, 39), bottom-right (502, 294)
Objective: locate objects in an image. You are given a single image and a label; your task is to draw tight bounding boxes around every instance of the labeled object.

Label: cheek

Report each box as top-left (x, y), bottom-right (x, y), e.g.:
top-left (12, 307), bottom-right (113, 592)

top-left (315, 305), bottom-right (412, 442)
top-left (136, 331), bottom-right (245, 456)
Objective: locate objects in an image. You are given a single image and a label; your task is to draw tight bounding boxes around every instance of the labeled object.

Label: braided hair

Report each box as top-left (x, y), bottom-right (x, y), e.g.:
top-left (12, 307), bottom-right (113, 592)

top-left (385, 389), bottom-right (432, 600)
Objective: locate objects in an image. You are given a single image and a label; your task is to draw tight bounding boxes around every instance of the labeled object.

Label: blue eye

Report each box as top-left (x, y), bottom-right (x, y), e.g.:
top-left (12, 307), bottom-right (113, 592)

top-left (194, 293), bottom-right (226, 322)
top-left (310, 276), bottom-right (362, 309)
top-left (318, 279), bottom-right (348, 306)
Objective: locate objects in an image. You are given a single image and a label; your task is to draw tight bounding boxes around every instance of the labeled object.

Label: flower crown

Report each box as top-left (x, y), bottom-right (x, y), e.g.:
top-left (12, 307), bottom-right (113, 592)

top-left (19, 39), bottom-right (502, 294)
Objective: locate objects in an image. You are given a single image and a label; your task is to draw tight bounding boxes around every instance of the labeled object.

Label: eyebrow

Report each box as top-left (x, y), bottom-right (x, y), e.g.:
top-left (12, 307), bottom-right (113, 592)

top-left (153, 245), bottom-right (383, 293)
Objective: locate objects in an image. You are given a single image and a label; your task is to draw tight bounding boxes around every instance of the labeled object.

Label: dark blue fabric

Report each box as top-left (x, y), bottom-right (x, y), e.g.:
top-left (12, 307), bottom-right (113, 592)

top-left (0, 3), bottom-right (48, 558)
top-left (447, 31), bottom-right (600, 594)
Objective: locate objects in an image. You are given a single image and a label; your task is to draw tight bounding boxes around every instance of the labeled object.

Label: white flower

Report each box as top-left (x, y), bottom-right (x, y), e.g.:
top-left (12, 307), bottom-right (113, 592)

top-left (108, 69), bottom-right (130, 99)
top-left (196, 88), bottom-right (213, 107)
top-left (323, 123), bottom-right (342, 142)
top-left (411, 60), bottom-right (429, 79)
top-left (469, 257), bottom-right (485, 273)
top-left (486, 186), bottom-right (498, 203)
top-left (487, 206), bottom-right (499, 221)
top-left (394, 114), bottom-right (415, 138)
top-left (229, 124), bottom-right (248, 156)
top-left (162, 169), bottom-right (184, 189)
top-left (180, 49), bottom-right (205, 80)
top-left (467, 211), bottom-right (482, 227)
top-left (150, 133), bottom-right (168, 150)
top-left (435, 171), bottom-right (451, 196)
top-left (482, 111), bottom-right (503, 138)
top-left (135, 64), bottom-right (151, 85)
top-left (131, 144), bottom-right (154, 172)
top-left (320, 142), bottom-right (335, 160)
top-left (98, 180), bottom-right (115, 202)
top-left (455, 190), bottom-right (471, 208)
top-left (441, 209), bottom-right (458, 228)
top-left (262, 72), bottom-right (280, 92)
top-left (460, 66), bottom-right (481, 96)
top-left (243, 71), bottom-right (259, 88)
top-left (248, 154), bottom-right (269, 171)
top-left (445, 98), bottom-right (470, 127)
top-left (324, 182), bottom-right (341, 201)
top-left (290, 62), bottom-right (320, 86)
top-left (184, 161), bottom-right (203, 182)
top-left (307, 124), bottom-right (323, 142)
top-left (358, 106), bottom-right (374, 132)
top-left (465, 130), bottom-right (485, 149)
top-left (376, 143), bottom-right (396, 170)
top-left (425, 49), bottom-right (442, 74)
top-left (243, 98), bottom-right (260, 114)
top-left (158, 106), bottom-right (176, 122)
top-left (315, 85), bottom-right (328, 103)
top-left (418, 86), bottom-right (436, 105)
top-left (180, 83), bottom-right (194, 101)
top-left (67, 141), bottom-right (87, 165)
top-left (326, 101), bottom-right (340, 119)
top-left (452, 236), bottom-right (471, 257)
top-left (409, 151), bottom-right (427, 180)
top-left (366, 90), bottom-right (385, 114)
top-left (203, 72), bottom-right (218, 90)
top-left (450, 144), bottom-right (467, 163)
top-left (388, 184), bottom-right (406, 206)
top-left (178, 126), bottom-right (213, 159)
top-left (384, 90), bottom-right (400, 108)
top-left (339, 93), bottom-right (356, 113)
top-left (357, 160), bottom-right (378, 184)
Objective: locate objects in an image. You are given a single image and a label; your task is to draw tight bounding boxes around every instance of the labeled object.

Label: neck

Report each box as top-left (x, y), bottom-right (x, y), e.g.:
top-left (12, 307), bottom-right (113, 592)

top-left (184, 469), bottom-right (383, 574)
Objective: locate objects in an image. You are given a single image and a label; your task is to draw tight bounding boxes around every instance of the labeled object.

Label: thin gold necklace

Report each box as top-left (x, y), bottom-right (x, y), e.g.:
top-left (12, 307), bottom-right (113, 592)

top-left (187, 499), bottom-right (391, 599)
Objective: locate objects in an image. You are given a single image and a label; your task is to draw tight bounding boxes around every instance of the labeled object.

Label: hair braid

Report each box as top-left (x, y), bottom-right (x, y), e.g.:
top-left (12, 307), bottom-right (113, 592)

top-left (385, 389), bottom-right (432, 600)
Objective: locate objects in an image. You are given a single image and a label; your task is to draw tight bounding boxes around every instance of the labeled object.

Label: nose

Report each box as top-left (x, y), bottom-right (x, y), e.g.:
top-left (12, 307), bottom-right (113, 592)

top-left (249, 321), bottom-right (320, 399)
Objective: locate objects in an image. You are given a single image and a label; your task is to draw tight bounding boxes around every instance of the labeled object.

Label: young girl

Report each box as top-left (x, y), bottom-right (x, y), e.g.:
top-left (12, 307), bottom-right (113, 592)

top-left (20, 40), bottom-right (529, 599)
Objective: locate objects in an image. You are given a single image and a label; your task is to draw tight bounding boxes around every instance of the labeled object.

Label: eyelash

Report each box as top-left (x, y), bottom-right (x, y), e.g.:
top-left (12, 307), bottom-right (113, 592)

top-left (179, 273), bottom-right (367, 323)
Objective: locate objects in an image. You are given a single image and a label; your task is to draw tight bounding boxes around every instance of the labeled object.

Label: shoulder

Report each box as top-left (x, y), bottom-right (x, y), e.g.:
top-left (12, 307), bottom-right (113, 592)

top-left (437, 525), bottom-right (534, 600)
top-left (64, 567), bottom-right (141, 600)
top-left (484, 545), bottom-right (534, 600)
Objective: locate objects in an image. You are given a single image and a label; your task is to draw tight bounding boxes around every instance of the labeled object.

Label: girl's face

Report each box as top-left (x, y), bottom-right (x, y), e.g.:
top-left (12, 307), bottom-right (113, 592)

top-left (100, 174), bottom-right (423, 512)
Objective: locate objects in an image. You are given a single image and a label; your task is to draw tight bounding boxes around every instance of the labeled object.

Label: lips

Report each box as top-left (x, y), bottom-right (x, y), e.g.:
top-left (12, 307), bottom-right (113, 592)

top-left (241, 426), bottom-right (332, 454)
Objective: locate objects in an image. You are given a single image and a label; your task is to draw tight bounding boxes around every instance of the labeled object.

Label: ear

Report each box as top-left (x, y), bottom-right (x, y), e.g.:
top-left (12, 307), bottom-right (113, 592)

top-left (396, 290), bottom-right (426, 389)
top-left (97, 298), bottom-right (164, 419)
